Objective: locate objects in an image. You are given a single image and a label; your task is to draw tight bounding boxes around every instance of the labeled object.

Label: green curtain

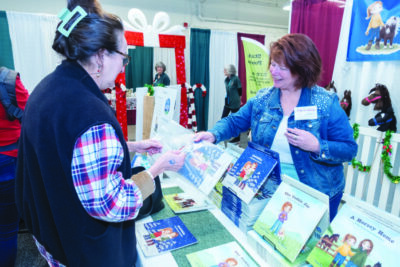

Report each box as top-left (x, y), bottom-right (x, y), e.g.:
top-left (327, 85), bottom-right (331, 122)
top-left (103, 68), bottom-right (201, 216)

top-left (125, 46), bottom-right (153, 91)
top-left (190, 28), bottom-right (210, 131)
top-left (0, 11), bottom-right (14, 69)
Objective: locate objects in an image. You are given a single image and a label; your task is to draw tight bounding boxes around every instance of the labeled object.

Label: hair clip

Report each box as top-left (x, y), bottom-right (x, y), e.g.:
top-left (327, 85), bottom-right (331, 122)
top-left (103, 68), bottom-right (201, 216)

top-left (57, 6), bottom-right (88, 37)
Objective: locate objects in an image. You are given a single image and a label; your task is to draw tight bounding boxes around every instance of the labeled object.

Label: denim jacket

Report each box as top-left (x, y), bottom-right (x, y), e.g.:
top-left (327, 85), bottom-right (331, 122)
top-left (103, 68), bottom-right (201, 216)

top-left (210, 85), bottom-right (358, 198)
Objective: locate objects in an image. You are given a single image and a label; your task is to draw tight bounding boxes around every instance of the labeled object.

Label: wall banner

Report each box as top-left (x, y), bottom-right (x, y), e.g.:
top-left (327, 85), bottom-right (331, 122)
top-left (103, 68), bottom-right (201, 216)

top-left (347, 0), bottom-right (400, 61)
top-left (241, 37), bottom-right (273, 99)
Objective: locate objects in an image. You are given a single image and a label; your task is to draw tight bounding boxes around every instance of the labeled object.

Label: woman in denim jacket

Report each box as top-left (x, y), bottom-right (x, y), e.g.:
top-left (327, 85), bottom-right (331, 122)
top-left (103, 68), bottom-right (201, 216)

top-left (195, 34), bottom-right (357, 220)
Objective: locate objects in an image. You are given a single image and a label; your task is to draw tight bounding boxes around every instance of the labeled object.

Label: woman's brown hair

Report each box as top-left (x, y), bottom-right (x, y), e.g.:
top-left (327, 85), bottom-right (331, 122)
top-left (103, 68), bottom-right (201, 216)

top-left (269, 34), bottom-right (322, 89)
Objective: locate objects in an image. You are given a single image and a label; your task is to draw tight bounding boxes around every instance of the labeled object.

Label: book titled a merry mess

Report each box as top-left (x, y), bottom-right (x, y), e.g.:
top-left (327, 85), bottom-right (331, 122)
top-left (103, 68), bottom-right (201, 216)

top-left (306, 196), bottom-right (400, 267)
top-left (136, 216), bottom-right (197, 257)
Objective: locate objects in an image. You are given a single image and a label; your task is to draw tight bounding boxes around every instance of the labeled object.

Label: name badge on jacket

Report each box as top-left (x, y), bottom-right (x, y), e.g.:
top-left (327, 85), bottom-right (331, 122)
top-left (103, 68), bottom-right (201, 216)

top-left (294, 106), bottom-right (317, 120)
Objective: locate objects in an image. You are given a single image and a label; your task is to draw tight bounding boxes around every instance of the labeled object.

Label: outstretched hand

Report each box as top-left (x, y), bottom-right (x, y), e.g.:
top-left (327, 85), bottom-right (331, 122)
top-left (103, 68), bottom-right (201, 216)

top-left (127, 139), bottom-right (162, 155)
top-left (148, 150), bottom-right (186, 177)
top-left (193, 131), bottom-right (215, 143)
top-left (285, 128), bottom-right (320, 154)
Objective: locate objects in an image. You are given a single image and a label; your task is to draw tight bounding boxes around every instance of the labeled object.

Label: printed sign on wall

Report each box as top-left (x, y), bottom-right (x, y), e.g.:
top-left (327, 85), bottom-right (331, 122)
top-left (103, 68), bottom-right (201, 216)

top-left (347, 0), bottom-right (400, 61)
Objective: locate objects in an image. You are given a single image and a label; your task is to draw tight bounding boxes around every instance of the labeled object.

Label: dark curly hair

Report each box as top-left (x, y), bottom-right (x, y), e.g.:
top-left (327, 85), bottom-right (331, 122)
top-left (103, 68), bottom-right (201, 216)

top-left (52, 0), bottom-right (123, 64)
top-left (269, 34), bottom-right (322, 89)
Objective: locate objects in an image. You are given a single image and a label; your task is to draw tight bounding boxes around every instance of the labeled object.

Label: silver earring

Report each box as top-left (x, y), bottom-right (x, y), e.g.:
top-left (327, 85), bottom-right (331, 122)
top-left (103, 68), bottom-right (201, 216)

top-left (96, 65), bottom-right (102, 78)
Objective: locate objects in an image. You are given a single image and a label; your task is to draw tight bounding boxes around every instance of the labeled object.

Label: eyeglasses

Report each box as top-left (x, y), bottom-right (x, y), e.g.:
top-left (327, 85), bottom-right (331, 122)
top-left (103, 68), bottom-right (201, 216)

top-left (115, 50), bottom-right (131, 67)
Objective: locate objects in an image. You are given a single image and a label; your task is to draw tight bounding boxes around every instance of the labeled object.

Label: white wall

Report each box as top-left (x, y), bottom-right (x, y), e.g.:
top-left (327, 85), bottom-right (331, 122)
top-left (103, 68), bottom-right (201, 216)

top-left (2, 0), bottom-right (289, 44)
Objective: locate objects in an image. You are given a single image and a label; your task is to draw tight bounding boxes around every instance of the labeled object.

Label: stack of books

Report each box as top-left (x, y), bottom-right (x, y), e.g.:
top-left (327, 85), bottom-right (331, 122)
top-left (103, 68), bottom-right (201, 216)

top-left (220, 186), bottom-right (272, 232)
top-left (219, 142), bottom-right (281, 232)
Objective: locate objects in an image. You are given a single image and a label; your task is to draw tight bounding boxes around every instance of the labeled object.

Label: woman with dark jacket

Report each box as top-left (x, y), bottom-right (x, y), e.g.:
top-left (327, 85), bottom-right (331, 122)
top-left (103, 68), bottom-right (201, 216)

top-left (222, 64), bottom-right (242, 118)
top-left (15, 1), bottom-right (185, 266)
top-left (153, 61), bottom-right (170, 86)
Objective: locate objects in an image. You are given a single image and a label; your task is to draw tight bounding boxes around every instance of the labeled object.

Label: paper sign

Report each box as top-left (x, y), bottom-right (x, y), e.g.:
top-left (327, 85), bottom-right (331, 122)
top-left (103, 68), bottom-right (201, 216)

top-left (294, 106), bottom-right (317, 121)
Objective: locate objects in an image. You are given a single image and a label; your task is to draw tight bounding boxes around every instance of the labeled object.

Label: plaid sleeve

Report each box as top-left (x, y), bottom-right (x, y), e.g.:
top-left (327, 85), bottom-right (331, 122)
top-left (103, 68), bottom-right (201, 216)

top-left (71, 124), bottom-right (143, 222)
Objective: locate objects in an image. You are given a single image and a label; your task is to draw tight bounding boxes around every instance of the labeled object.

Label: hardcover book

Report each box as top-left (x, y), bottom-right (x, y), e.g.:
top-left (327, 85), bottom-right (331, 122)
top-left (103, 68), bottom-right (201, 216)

top-left (222, 142), bottom-right (280, 204)
top-left (178, 140), bottom-right (234, 194)
top-left (136, 216), bottom-right (197, 257)
top-left (208, 143), bottom-right (244, 208)
top-left (186, 241), bottom-right (258, 267)
top-left (164, 192), bottom-right (213, 214)
top-left (306, 195), bottom-right (400, 267)
top-left (253, 176), bottom-right (328, 262)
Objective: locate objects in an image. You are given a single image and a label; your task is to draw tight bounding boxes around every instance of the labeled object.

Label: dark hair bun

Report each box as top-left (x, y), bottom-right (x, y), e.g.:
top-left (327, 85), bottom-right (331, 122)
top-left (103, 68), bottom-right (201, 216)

top-left (67, 0), bottom-right (103, 14)
top-left (52, 0), bottom-right (123, 63)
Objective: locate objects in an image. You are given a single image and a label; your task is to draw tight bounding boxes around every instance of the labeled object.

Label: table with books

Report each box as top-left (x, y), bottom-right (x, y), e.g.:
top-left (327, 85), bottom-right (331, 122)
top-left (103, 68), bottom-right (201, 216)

top-left (135, 126), bottom-right (400, 267)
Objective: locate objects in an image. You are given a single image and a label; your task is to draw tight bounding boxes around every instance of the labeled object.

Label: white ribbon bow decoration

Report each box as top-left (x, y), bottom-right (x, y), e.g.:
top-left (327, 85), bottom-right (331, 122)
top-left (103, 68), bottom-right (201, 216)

top-left (124, 8), bottom-right (185, 47)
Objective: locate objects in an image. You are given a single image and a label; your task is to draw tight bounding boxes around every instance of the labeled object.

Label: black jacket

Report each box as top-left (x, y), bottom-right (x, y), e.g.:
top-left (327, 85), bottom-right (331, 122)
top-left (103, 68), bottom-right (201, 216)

top-left (16, 60), bottom-right (135, 266)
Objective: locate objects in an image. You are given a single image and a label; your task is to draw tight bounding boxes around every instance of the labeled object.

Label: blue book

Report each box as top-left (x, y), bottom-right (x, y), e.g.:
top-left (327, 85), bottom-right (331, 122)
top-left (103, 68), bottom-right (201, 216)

top-left (136, 216), bottom-right (197, 257)
top-left (222, 142), bottom-right (280, 204)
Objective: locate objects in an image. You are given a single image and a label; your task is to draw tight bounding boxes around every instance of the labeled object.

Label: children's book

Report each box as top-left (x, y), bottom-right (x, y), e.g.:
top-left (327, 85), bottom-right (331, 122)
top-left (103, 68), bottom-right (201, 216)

top-left (222, 142), bottom-right (280, 204)
top-left (208, 143), bottom-right (244, 208)
top-left (186, 241), bottom-right (258, 267)
top-left (150, 86), bottom-right (178, 138)
top-left (151, 122), bottom-right (234, 195)
top-left (306, 195), bottom-right (400, 267)
top-left (136, 216), bottom-right (197, 257)
top-left (177, 140), bottom-right (234, 195)
top-left (253, 175), bottom-right (329, 263)
top-left (164, 192), bottom-right (213, 214)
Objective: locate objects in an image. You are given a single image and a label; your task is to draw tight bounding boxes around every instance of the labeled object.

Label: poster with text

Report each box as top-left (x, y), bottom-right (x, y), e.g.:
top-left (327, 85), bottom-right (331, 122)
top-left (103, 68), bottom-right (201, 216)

top-left (347, 0), bottom-right (400, 61)
top-left (150, 86), bottom-right (178, 138)
top-left (242, 37), bottom-right (273, 99)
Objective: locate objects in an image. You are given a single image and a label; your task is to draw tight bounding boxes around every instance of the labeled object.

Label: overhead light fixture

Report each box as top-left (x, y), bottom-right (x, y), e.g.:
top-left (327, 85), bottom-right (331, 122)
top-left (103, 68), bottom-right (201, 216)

top-left (282, 1), bottom-right (292, 11)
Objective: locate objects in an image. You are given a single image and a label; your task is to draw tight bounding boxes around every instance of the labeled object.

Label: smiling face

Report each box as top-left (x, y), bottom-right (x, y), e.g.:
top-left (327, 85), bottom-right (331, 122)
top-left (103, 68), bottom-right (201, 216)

top-left (362, 240), bottom-right (372, 250)
top-left (371, 2), bottom-right (383, 15)
top-left (269, 59), bottom-right (299, 91)
top-left (156, 66), bottom-right (164, 75)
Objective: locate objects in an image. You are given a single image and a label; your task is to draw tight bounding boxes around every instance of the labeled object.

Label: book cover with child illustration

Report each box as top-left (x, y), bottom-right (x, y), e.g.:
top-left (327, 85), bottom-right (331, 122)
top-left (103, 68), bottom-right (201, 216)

top-left (253, 180), bottom-right (327, 262)
top-left (222, 142), bottom-right (279, 204)
top-left (306, 198), bottom-right (400, 267)
top-left (164, 192), bottom-right (213, 214)
top-left (136, 216), bottom-right (197, 257)
top-left (178, 141), bottom-right (234, 194)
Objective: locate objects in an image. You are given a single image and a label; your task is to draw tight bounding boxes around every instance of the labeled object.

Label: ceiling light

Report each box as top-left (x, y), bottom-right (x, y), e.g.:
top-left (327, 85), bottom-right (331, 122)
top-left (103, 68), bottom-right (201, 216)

top-left (282, 1), bottom-right (292, 11)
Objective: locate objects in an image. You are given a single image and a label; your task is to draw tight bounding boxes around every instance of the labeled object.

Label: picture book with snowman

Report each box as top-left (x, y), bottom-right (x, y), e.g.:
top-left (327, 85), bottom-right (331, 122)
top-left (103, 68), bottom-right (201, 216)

top-left (306, 195), bottom-right (400, 267)
top-left (222, 141), bottom-right (280, 204)
top-left (253, 176), bottom-right (328, 262)
top-left (150, 122), bottom-right (234, 195)
top-left (178, 140), bottom-right (234, 195)
top-left (136, 216), bottom-right (197, 257)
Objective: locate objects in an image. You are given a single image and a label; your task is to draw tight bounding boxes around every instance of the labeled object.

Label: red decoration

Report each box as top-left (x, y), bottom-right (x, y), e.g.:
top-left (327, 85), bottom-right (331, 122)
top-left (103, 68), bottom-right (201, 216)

top-left (179, 85), bottom-right (188, 128)
top-left (117, 30), bottom-right (187, 131)
top-left (115, 72), bottom-right (128, 140)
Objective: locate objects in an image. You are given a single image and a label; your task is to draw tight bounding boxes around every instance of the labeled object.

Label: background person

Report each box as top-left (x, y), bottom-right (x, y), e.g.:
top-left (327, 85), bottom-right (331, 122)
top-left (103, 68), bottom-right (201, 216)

top-left (222, 64), bottom-right (242, 143)
top-left (153, 61), bottom-right (170, 86)
top-left (15, 1), bottom-right (185, 266)
top-left (0, 67), bottom-right (29, 267)
top-left (195, 34), bottom-right (357, 221)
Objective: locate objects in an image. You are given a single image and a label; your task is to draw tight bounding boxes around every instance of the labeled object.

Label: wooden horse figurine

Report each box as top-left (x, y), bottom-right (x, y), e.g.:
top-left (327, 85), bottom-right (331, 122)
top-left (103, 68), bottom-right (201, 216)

top-left (361, 83), bottom-right (397, 132)
top-left (340, 90), bottom-right (352, 117)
